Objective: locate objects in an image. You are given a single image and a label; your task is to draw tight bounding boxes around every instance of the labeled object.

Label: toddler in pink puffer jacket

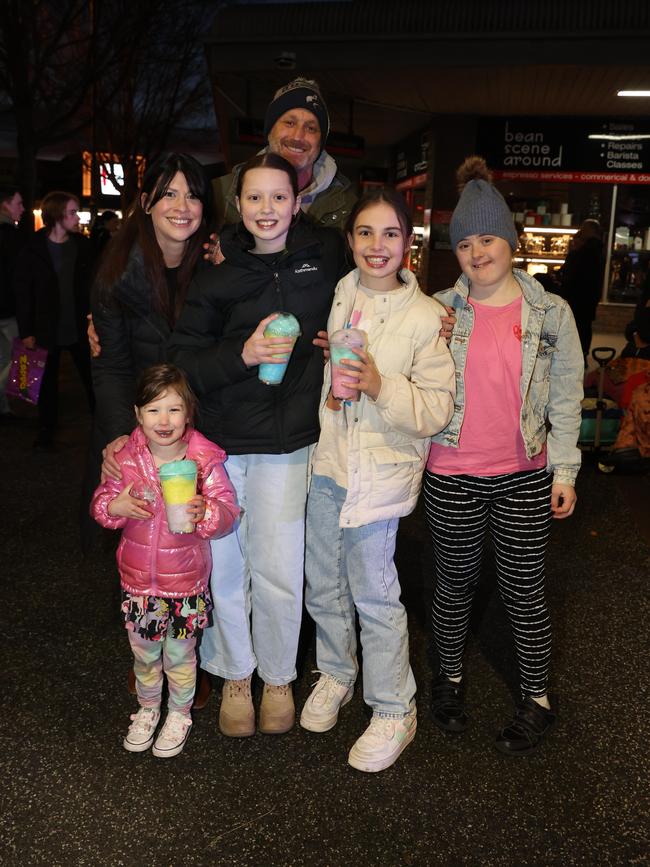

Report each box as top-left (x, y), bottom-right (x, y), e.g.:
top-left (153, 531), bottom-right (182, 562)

top-left (92, 364), bottom-right (239, 758)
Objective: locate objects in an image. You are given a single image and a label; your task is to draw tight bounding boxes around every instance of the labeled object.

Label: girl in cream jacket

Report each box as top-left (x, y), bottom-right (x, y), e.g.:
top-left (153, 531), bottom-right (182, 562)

top-left (300, 189), bottom-right (455, 774)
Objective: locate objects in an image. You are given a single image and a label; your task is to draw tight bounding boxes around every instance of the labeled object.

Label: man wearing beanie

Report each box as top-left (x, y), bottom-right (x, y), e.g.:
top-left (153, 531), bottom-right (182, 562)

top-left (213, 77), bottom-right (356, 230)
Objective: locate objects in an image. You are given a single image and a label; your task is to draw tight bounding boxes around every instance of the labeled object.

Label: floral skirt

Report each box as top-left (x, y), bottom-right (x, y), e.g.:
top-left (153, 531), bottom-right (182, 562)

top-left (121, 588), bottom-right (213, 641)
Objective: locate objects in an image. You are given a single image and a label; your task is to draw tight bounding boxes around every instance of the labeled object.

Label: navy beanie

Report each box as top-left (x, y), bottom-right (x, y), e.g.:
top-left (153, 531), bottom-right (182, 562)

top-left (449, 178), bottom-right (518, 251)
top-left (264, 82), bottom-right (330, 143)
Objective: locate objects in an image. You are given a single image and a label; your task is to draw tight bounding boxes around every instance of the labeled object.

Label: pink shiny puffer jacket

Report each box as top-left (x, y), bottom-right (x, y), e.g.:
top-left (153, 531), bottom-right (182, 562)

top-left (91, 426), bottom-right (239, 597)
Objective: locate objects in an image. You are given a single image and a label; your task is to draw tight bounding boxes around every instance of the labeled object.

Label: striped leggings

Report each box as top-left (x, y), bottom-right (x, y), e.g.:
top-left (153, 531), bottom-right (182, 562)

top-left (423, 467), bottom-right (553, 697)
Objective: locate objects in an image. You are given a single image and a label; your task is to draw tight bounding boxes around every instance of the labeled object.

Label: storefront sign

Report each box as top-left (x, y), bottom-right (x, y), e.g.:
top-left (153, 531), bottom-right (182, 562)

top-left (478, 117), bottom-right (650, 184)
top-left (395, 172), bottom-right (428, 191)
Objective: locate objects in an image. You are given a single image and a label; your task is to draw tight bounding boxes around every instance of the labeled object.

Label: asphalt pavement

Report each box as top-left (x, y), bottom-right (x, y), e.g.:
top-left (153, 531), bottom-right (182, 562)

top-left (1, 357), bottom-right (648, 867)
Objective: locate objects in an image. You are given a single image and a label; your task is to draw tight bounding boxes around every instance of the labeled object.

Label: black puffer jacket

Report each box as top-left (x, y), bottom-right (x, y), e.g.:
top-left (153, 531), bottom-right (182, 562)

top-left (91, 246), bottom-right (206, 443)
top-left (169, 219), bottom-right (347, 455)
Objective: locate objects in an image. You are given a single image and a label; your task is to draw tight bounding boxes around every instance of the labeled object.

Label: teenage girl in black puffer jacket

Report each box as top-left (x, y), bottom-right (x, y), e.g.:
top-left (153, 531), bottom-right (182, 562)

top-left (169, 152), bottom-right (347, 738)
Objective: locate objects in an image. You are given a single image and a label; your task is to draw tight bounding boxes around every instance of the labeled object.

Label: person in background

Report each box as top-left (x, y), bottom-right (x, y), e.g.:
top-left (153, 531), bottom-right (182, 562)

top-left (560, 218), bottom-right (604, 359)
top-left (89, 210), bottom-right (120, 264)
top-left (213, 77), bottom-right (356, 234)
top-left (14, 190), bottom-right (94, 448)
top-left (622, 276), bottom-right (650, 359)
top-left (603, 376), bottom-right (650, 473)
top-left (0, 185), bottom-right (25, 420)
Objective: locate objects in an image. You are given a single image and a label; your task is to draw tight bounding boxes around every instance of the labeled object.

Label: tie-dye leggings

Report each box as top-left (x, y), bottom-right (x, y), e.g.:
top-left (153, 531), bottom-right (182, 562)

top-left (128, 632), bottom-right (197, 714)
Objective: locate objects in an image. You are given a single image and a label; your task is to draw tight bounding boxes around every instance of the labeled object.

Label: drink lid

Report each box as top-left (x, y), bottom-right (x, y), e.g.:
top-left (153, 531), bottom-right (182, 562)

top-left (264, 312), bottom-right (301, 337)
top-left (159, 459), bottom-right (197, 479)
top-left (330, 328), bottom-right (367, 348)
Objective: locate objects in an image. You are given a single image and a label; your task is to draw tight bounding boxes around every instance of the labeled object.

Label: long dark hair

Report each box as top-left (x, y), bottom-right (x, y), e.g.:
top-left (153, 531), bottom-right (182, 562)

top-left (96, 153), bottom-right (213, 323)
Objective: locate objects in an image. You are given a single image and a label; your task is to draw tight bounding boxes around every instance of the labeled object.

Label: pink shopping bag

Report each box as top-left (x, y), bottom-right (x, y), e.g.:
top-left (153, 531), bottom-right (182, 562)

top-left (7, 338), bottom-right (48, 405)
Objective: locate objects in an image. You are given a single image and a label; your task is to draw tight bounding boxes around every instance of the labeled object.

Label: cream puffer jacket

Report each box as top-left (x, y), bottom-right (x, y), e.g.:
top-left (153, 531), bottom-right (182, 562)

top-left (314, 268), bottom-right (455, 528)
top-left (91, 427), bottom-right (240, 597)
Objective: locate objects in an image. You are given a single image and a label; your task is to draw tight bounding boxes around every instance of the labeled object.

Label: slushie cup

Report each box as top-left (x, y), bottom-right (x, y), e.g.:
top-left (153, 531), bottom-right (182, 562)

top-left (330, 328), bottom-right (368, 401)
top-left (258, 312), bottom-right (301, 386)
top-left (159, 459), bottom-right (197, 534)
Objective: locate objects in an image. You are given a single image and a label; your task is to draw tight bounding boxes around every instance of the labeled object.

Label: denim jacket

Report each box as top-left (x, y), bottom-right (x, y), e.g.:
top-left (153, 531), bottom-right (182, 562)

top-left (432, 269), bottom-right (584, 486)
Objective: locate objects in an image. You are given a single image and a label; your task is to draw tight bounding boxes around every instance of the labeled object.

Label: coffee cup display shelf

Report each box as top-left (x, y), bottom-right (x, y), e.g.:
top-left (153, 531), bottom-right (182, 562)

top-left (514, 226), bottom-right (578, 276)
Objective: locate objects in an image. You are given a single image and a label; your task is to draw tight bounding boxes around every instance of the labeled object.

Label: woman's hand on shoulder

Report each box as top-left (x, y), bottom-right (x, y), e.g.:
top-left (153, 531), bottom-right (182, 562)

top-left (107, 482), bottom-right (153, 519)
top-left (101, 435), bottom-right (129, 482)
top-left (551, 483), bottom-right (577, 519)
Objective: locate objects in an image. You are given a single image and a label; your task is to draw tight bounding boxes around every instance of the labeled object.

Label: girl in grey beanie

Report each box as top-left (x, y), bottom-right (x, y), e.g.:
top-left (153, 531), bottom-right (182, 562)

top-left (424, 155), bottom-right (584, 757)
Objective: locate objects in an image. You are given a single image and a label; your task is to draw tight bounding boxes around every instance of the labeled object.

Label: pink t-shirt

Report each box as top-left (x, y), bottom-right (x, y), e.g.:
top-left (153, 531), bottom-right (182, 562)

top-left (427, 295), bottom-right (546, 476)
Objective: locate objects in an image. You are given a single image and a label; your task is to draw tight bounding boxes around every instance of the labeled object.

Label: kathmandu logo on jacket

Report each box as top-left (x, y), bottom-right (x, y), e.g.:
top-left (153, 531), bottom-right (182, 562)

top-left (295, 263), bottom-right (319, 274)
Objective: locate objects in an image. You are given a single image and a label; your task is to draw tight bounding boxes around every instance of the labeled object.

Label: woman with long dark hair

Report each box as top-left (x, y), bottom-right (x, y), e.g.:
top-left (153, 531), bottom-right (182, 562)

top-left (91, 153), bottom-right (213, 445)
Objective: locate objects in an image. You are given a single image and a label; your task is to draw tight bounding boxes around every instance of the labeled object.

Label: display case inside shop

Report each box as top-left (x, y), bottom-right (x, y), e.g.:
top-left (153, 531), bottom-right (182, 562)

top-left (509, 201), bottom-right (577, 281)
top-left (514, 226), bottom-right (578, 280)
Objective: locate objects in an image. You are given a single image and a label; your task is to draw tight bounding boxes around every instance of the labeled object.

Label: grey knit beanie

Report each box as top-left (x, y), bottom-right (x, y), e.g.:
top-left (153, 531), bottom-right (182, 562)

top-left (449, 157), bottom-right (518, 251)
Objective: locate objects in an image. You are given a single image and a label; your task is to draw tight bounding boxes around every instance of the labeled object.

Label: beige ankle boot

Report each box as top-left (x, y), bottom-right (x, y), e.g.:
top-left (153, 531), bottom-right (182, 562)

top-left (219, 676), bottom-right (255, 737)
top-left (259, 683), bottom-right (295, 735)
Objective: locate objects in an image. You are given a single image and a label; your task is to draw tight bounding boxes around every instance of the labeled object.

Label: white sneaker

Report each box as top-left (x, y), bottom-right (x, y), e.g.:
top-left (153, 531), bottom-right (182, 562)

top-left (348, 703), bottom-right (417, 773)
top-left (152, 711), bottom-right (192, 758)
top-left (123, 706), bottom-right (160, 753)
top-left (300, 672), bottom-right (353, 733)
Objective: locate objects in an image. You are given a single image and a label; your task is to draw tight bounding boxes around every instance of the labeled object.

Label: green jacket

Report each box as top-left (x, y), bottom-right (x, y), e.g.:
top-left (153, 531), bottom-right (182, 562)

top-left (213, 153), bottom-right (357, 231)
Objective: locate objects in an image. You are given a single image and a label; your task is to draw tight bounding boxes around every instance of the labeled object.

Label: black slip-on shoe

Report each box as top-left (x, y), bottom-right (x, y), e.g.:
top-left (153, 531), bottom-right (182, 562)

top-left (495, 696), bottom-right (556, 757)
top-left (431, 673), bottom-right (468, 733)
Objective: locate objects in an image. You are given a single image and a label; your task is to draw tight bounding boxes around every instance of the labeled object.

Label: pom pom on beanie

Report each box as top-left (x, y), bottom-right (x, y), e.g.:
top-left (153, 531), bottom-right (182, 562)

top-left (449, 156), bottom-right (518, 251)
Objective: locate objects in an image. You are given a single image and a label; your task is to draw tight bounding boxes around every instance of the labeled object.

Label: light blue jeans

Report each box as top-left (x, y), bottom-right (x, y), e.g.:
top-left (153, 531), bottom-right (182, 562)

top-left (305, 474), bottom-right (416, 718)
top-left (200, 448), bottom-right (311, 685)
top-left (0, 316), bottom-right (18, 414)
